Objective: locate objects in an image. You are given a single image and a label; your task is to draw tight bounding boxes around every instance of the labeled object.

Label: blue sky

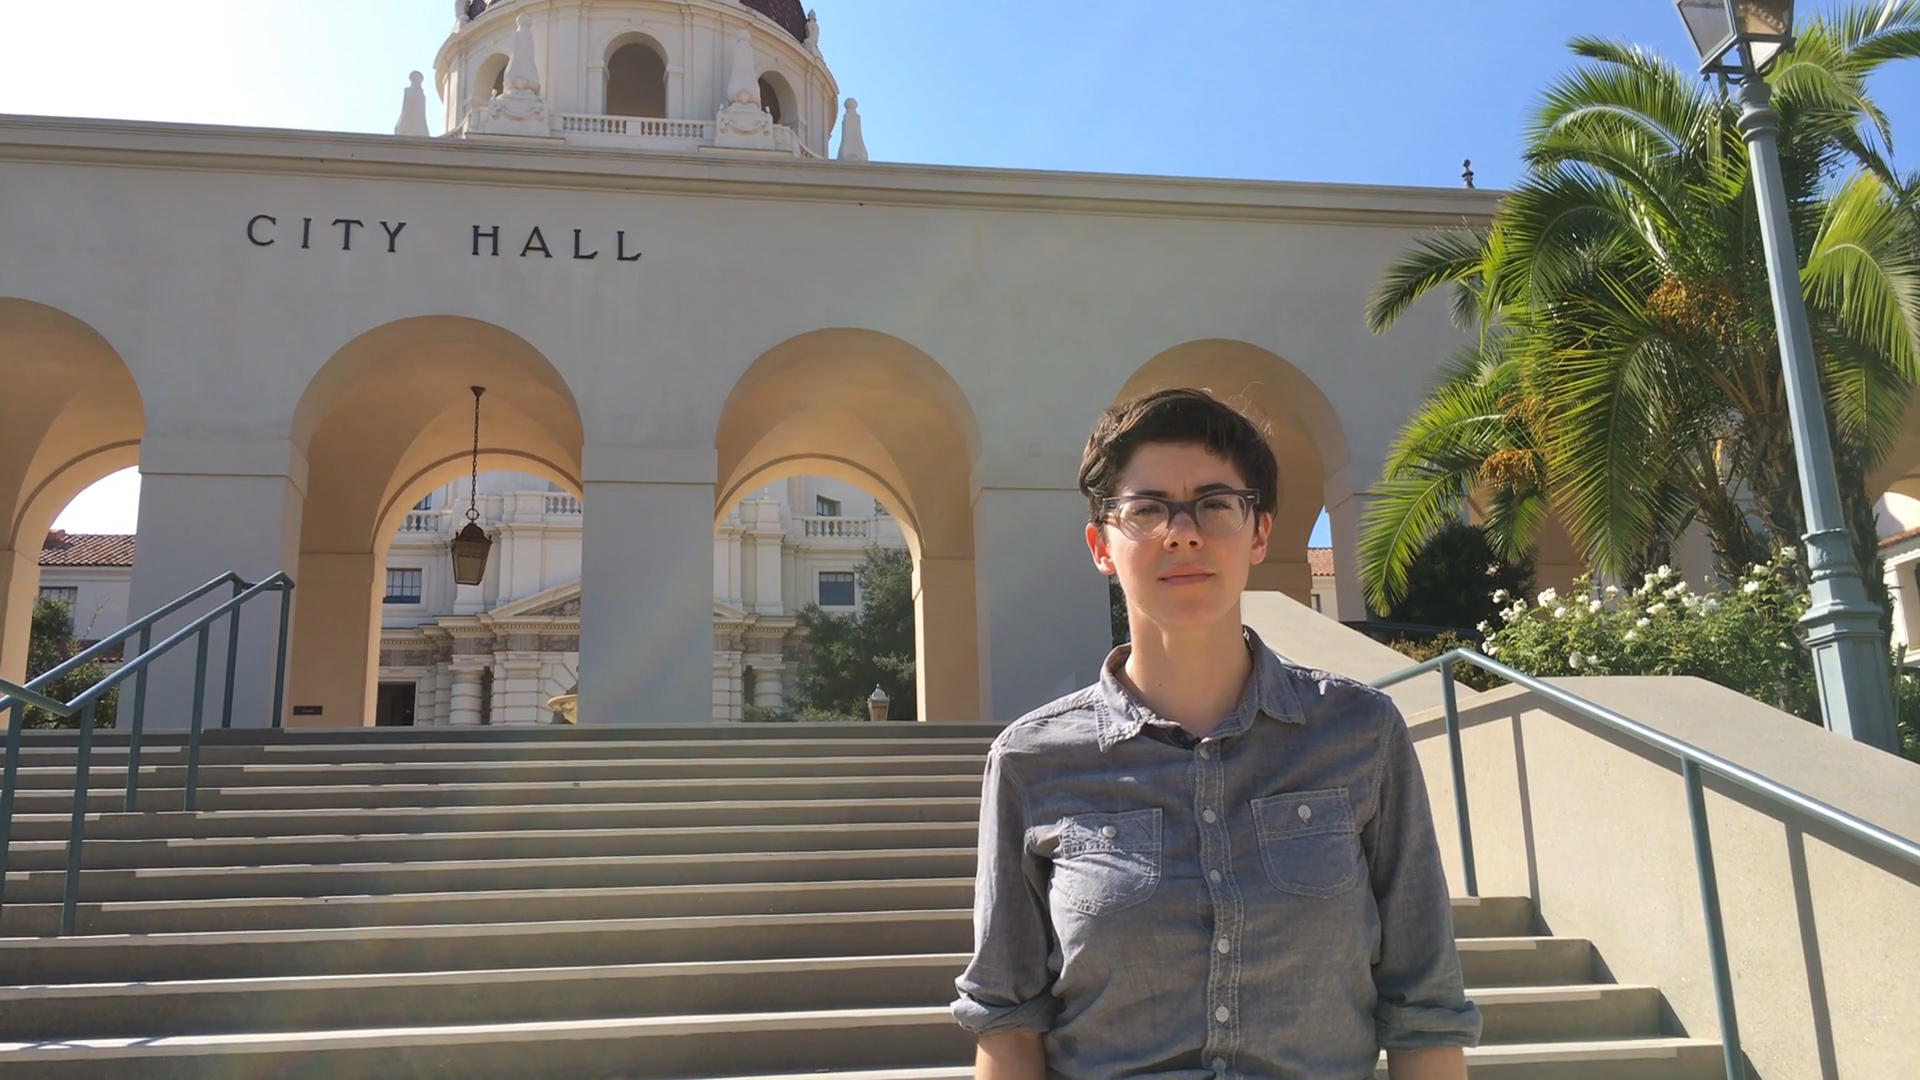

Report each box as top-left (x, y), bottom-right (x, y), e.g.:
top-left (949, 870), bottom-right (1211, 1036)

top-left (11, 0), bottom-right (1918, 540)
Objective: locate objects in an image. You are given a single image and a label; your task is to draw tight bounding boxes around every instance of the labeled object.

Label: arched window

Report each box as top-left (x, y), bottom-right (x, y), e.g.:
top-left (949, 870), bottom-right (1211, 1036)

top-left (606, 43), bottom-right (667, 118)
top-left (757, 78), bottom-right (783, 125)
top-left (472, 53), bottom-right (509, 106)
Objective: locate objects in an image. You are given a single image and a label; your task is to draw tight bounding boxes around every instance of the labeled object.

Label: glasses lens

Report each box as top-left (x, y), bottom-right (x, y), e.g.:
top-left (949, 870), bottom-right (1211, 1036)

top-left (1196, 493), bottom-right (1252, 537)
top-left (1109, 497), bottom-right (1169, 538)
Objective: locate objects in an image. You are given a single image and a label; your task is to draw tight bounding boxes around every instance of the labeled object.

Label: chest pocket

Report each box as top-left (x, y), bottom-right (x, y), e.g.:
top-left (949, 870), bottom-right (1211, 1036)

top-left (1251, 788), bottom-right (1361, 898)
top-left (1050, 807), bottom-right (1163, 916)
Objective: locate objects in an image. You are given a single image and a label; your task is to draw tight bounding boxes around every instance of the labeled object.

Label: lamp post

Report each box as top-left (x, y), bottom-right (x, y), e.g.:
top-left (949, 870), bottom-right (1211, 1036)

top-left (1674, 0), bottom-right (1898, 753)
top-left (866, 685), bottom-right (890, 723)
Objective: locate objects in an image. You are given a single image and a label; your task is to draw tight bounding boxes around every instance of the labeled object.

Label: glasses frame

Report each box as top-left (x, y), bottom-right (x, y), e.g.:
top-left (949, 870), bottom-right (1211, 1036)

top-left (1098, 488), bottom-right (1263, 541)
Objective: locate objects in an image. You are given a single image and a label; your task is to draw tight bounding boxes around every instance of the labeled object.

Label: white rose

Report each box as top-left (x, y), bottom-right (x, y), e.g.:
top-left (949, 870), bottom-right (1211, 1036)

top-left (1589, 599), bottom-right (1604, 614)
top-left (1624, 629), bottom-right (1638, 642)
top-left (1743, 580), bottom-right (1761, 594)
top-left (1568, 652), bottom-right (1584, 669)
top-left (1537, 588), bottom-right (1559, 606)
top-left (1649, 602), bottom-right (1668, 616)
top-left (1553, 606), bottom-right (1568, 619)
top-left (1636, 617), bottom-right (1651, 628)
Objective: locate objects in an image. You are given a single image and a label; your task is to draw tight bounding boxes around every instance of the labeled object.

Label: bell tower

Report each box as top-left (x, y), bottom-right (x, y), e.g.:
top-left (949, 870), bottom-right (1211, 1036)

top-left (422, 0), bottom-right (849, 159)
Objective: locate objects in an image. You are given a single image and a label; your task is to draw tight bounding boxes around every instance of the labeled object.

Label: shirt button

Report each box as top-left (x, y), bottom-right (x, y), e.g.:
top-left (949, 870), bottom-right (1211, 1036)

top-left (1212, 1058), bottom-right (1227, 1071)
top-left (1298, 804), bottom-right (1313, 822)
top-left (1208, 869), bottom-right (1222, 884)
top-left (1216, 938), bottom-right (1230, 954)
top-left (1100, 825), bottom-right (1117, 839)
top-left (1202, 809), bottom-right (1218, 824)
top-left (1215, 1006), bottom-right (1231, 1023)
top-left (1197, 744), bottom-right (1210, 759)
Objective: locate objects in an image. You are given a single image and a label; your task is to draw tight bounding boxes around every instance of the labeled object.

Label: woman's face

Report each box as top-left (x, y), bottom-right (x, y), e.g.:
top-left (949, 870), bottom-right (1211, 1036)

top-left (1086, 442), bottom-right (1271, 636)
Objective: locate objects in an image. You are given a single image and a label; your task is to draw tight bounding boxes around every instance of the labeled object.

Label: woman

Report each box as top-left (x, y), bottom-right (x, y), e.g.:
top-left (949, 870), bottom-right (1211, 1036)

top-left (952, 389), bottom-right (1481, 1079)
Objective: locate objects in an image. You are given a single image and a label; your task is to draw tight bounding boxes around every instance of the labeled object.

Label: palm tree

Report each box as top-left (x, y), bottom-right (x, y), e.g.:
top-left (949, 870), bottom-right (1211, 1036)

top-left (1359, 3), bottom-right (1920, 613)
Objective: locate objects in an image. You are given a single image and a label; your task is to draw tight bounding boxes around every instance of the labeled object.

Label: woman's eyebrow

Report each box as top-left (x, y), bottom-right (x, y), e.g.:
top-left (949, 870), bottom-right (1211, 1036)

top-left (1122, 482), bottom-right (1240, 497)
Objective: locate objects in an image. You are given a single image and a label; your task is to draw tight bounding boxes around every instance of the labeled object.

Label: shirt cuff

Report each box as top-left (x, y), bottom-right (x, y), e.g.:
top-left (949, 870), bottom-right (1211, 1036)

top-left (1376, 998), bottom-right (1484, 1051)
top-left (951, 989), bottom-right (1060, 1037)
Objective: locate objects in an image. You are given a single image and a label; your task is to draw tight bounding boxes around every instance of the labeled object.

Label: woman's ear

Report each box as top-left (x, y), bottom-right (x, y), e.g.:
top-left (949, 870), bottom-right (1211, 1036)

top-left (1086, 522), bottom-right (1118, 577)
top-left (1249, 511), bottom-right (1272, 566)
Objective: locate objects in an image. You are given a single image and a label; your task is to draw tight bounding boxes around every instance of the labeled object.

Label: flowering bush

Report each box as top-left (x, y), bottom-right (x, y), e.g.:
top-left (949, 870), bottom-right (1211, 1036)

top-left (1482, 551), bottom-right (1819, 722)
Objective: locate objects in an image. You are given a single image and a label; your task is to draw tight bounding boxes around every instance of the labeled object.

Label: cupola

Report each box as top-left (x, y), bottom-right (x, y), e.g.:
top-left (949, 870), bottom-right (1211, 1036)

top-left (427, 0), bottom-right (850, 159)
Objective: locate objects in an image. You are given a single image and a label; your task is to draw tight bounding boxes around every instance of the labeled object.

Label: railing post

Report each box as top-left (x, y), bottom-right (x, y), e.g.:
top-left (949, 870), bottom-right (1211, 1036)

top-left (185, 626), bottom-right (211, 812)
top-left (0, 700), bottom-right (23, 915)
top-left (220, 580), bottom-right (243, 730)
top-left (124, 624), bottom-right (152, 811)
top-left (270, 579), bottom-right (293, 730)
top-left (1683, 759), bottom-right (1747, 1080)
top-left (60, 701), bottom-right (97, 936)
top-left (1439, 661), bottom-right (1478, 898)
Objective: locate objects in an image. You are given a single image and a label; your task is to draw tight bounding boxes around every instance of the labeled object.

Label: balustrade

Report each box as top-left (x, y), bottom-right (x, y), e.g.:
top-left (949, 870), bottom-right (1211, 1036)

top-left (800, 516), bottom-right (871, 539)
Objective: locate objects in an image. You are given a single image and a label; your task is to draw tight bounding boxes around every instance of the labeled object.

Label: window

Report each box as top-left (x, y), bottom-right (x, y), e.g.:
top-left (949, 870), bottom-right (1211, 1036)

top-left (1311, 593), bottom-right (1324, 613)
top-left (818, 571), bottom-right (856, 607)
top-left (385, 568), bottom-right (424, 605)
top-left (816, 496), bottom-right (842, 517)
top-left (413, 495), bottom-right (434, 511)
top-left (758, 78), bottom-right (783, 125)
top-left (606, 43), bottom-right (668, 118)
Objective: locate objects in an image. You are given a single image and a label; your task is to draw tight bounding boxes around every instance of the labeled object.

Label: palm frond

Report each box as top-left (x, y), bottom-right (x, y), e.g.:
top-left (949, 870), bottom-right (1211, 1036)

top-left (1365, 228), bottom-right (1491, 332)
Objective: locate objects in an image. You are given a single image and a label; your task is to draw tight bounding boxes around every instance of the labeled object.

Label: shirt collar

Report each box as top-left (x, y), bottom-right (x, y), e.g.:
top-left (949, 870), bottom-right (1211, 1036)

top-left (1093, 626), bottom-right (1307, 751)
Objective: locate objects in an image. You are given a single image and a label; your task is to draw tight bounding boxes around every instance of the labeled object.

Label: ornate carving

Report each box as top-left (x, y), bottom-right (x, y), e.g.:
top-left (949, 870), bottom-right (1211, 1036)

top-left (480, 15), bottom-right (552, 137)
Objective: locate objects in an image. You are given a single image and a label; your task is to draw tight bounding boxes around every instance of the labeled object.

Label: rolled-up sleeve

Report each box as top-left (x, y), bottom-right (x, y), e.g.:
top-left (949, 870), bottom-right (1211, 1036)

top-left (951, 741), bottom-right (1060, 1037)
top-left (1364, 705), bottom-right (1484, 1051)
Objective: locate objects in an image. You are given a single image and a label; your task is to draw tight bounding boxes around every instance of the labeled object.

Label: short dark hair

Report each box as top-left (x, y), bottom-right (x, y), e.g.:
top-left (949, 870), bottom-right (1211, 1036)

top-left (1077, 388), bottom-right (1279, 524)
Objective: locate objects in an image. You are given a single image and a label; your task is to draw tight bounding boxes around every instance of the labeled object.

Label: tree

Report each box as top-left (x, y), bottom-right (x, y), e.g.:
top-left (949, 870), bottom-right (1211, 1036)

top-left (1360, 5), bottom-right (1920, 613)
top-left (790, 545), bottom-right (916, 719)
top-left (22, 595), bottom-right (118, 729)
top-left (1385, 521), bottom-right (1536, 633)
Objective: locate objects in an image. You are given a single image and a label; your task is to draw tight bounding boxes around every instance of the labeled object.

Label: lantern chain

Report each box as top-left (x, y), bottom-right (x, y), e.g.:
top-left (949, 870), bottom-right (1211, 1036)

top-left (467, 386), bottom-right (485, 525)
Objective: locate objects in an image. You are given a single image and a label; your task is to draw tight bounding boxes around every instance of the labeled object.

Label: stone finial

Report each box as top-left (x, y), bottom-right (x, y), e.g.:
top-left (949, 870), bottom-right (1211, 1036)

top-left (725, 29), bottom-right (761, 108)
top-left (454, 0), bottom-right (469, 24)
top-left (475, 13), bottom-right (552, 137)
top-left (836, 98), bottom-right (868, 162)
top-left (504, 14), bottom-right (542, 96)
top-left (805, 9), bottom-right (821, 53)
top-left (1462, 159), bottom-right (1476, 189)
top-left (395, 72), bottom-right (432, 138)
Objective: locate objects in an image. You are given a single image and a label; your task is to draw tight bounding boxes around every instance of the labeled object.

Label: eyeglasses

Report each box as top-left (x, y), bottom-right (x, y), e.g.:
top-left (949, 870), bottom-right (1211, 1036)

top-left (1099, 490), bottom-right (1260, 541)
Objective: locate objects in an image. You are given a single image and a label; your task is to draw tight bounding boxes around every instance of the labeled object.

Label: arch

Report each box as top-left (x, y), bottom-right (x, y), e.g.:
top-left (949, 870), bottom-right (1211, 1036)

top-left (288, 316), bottom-right (584, 728)
top-left (605, 38), bottom-right (668, 119)
top-left (0, 299), bottom-right (145, 683)
top-left (1111, 341), bottom-right (1353, 605)
top-left (1869, 394), bottom-right (1920, 505)
top-left (715, 329), bottom-right (982, 722)
top-left (472, 53), bottom-right (509, 106)
top-left (758, 70), bottom-right (797, 127)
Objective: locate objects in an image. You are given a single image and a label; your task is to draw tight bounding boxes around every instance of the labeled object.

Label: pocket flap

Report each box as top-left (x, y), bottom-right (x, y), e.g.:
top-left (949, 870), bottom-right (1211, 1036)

top-left (1251, 787), bottom-right (1352, 839)
top-left (1057, 807), bottom-right (1162, 858)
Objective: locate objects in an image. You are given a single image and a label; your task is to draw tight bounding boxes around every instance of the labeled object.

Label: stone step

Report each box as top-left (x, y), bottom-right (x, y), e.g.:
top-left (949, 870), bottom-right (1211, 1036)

top-left (3, 796), bottom-right (982, 842)
top-left (0, 882), bottom-right (1531, 940)
top-left (0, 1009), bottom-right (1724, 1080)
top-left (0, 910), bottom-right (977, 984)
top-left (0, 846), bottom-right (979, 904)
top-left (8, 753), bottom-right (990, 790)
top-left (0, 878), bottom-right (978, 937)
top-left (10, 725), bottom-right (1005, 749)
top-left (4, 821), bottom-right (984, 871)
top-left (14, 737), bottom-right (995, 767)
top-left (0, 912), bottom-right (1590, 991)
top-left (0, 949), bottom-right (1663, 1046)
top-left (6, 772), bottom-right (986, 813)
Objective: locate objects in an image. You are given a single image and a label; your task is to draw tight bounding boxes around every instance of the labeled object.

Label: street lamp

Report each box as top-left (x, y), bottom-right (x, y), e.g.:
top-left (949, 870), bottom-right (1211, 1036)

top-left (1673, 0), bottom-right (1898, 753)
top-left (867, 685), bottom-right (890, 723)
top-left (450, 386), bottom-right (493, 587)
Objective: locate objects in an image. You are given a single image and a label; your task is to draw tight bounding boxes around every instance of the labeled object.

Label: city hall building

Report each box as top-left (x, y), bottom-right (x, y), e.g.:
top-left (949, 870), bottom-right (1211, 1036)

top-left (4, 0), bottom-right (1515, 730)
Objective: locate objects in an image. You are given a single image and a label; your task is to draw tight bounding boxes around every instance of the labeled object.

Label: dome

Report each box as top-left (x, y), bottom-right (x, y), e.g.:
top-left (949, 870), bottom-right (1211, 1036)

top-left (742, 0), bottom-right (809, 42)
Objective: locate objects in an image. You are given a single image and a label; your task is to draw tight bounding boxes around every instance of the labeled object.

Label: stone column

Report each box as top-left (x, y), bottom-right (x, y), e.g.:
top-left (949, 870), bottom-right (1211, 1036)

top-left (971, 486), bottom-right (1110, 722)
top-left (577, 446), bottom-right (715, 725)
top-left (127, 434), bottom-right (305, 730)
top-left (496, 648), bottom-right (545, 724)
top-left (914, 555), bottom-right (980, 723)
top-left (447, 662), bottom-right (485, 726)
top-left (414, 673), bottom-right (439, 728)
top-left (749, 502), bottom-right (786, 615)
top-left (287, 551), bottom-right (379, 727)
top-left (747, 650), bottom-right (787, 712)
top-left (1327, 491), bottom-right (1368, 623)
top-left (0, 544), bottom-right (38, 686)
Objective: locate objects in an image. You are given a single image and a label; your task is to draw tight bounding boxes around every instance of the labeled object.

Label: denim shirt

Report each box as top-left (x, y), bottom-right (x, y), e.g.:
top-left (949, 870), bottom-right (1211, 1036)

top-left (952, 628), bottom-right (1482, 1079)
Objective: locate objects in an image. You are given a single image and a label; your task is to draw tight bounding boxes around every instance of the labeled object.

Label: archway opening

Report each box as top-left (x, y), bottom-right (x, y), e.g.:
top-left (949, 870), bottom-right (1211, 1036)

top-left (288, 317), bottom-right (583, 728)
top-left (715, 474), bottom-right (914, 721)
top-left (606, 41), bottom-right (668, 118)
top-left (715, 329), bottom-right (980, 722)
top-left (0, 300), bottom-right (144, 690)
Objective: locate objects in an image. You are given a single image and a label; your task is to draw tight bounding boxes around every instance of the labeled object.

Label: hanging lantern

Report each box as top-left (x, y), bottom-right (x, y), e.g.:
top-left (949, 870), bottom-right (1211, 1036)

top-left (1675, 0), bottom-right (1795, 77)
top-left (450, 386), bottom-right (493, 587)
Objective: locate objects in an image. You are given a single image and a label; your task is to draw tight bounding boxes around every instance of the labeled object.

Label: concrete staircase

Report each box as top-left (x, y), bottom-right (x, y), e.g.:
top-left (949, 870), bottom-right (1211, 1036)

top-left (0, 726), bottom-right (1724, 1078)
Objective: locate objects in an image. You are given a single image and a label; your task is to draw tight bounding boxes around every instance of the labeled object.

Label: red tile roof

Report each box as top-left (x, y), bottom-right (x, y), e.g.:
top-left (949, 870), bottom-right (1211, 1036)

top-left (1881, 526), bottom-right (1920, 550)
top-left (40, 531), bottom-right (136, 568)
top-left (1308, 547), bottom-right (1335, 577)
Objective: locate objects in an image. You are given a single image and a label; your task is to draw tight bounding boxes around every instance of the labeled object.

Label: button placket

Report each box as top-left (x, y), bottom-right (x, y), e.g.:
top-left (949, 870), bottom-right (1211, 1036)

top-left (1195, 738), bottom-right (1240, 1067)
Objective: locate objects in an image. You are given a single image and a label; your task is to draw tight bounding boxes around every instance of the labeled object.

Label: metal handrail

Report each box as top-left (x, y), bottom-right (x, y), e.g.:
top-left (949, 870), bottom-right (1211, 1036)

top-left (1370, 647), bottom-right (1920, 1080)
top-left (0, 572), bottom-right (295, 935)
